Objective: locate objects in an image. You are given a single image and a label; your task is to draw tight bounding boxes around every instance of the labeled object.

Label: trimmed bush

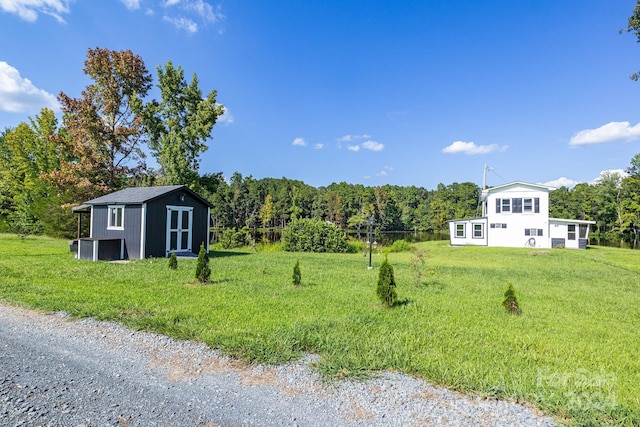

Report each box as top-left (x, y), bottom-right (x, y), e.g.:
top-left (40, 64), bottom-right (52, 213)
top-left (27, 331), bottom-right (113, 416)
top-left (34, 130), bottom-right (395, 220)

top-left (376, 256), bottom-right (397, 308)
top-left (168, 252), bottom-right (178, 270)
top-left (281, 218), bottom-right (349, 253)
top-left (502, 282), bottom-right (521, 314)
top-left (195, 243), bottom-right (211, 283)
top-left (218, 227), bottom-right (251, 249)
top-left (292, 259), bottom-right (301, 286)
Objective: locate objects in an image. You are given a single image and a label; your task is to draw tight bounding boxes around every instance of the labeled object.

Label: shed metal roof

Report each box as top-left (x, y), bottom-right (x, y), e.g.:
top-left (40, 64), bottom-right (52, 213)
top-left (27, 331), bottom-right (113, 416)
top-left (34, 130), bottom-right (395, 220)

top-left (82, 185), bottom-right (212, 207)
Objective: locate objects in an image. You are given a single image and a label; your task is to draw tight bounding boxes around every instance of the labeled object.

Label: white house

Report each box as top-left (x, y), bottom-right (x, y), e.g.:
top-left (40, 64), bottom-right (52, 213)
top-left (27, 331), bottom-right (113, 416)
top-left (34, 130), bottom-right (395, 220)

top-left (448, 182), bottom-right (595, 249)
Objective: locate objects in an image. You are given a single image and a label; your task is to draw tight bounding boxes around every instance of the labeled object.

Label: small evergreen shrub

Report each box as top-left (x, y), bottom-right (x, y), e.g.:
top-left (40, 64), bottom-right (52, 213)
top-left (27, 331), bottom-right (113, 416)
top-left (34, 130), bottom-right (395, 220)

top-left (292, 259), bottom-right (301, 286)
top-left (168, 252), bottom-right (178, 270)
top-left (502, 282), bottom-right (521, 314)
top-left (376, 256), bottom-right (397, 308)
top-left (195, 243), bottom-right (211, 283)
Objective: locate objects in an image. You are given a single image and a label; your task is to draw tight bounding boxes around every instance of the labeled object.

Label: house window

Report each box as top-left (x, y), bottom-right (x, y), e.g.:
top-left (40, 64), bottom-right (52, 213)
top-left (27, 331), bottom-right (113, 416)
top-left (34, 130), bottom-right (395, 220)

top-left (108, 205), bottom-right (124, 230)
top-left (568, 224), bottom-right (576, 240)
top-left (455, 223), bottom-right (465, 238)
top-left (579, 224), bottom-right (588, 239)
top-left (490, 223), bottom-right (507, 229)
top-left (523, 198), bottom-right (533, 212)
top-left (512, 198), bottom-right (523, 213)
top-left (501, 198), bottom-right (511, 212)
top-left (473, 224), bottom-right (484, 239)
top-left (525, 228), bottom-right (543, 236)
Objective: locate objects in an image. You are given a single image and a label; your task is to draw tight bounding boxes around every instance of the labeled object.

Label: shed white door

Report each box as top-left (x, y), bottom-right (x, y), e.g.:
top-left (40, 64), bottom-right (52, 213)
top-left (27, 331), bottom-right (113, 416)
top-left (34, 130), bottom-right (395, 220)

top-left (166, 206), bottom-right (193, 255)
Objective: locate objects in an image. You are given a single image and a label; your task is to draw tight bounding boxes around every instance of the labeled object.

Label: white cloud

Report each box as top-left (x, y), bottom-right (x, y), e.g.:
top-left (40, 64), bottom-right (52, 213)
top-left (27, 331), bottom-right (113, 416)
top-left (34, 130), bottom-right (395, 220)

top-left (338, 133), bottom-right (371, 142)
top-left (569, 121), bottom-right (640, 146)
top-left (0, 61), bottom-right (58, 113)
top-left (362, 140), bottom-right (384, 151)
top-left (0, 0), bottom-right (70, 23)
top-left (186, 0), bottom-right (223, 23)
top-left (120, 0), bottom-right (141, 10)
top-left (376, 166), bottom-right (394, 177)
top-left (592, 169), bottom-right (628, 185)
top-left (217, 105), bottom-right (233, 124)
top-left (163, 0), bottom-right (224, 33)
top-left (313, 143), bottom-right (324, 150)
top-left (442, 140), bottom-right (504, 155)
top-left (292, 137), bottom-right (307, 147)
top-left (163, 15), bottom-right (198, 33)
top-left (346, 138), bottom-right (384, 152)
top-left (541, 177), bottom-right (581, 189)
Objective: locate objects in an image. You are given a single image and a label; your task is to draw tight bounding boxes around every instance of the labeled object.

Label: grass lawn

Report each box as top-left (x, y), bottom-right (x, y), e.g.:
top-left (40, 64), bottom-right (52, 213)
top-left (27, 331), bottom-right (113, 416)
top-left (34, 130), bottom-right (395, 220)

top-left (1, 234), bottom-right (638, 425)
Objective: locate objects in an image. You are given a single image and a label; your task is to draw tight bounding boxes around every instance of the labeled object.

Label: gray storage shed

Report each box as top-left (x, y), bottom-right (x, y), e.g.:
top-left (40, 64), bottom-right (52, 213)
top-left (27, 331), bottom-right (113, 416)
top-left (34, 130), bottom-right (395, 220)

top-left (73, 185), bottom-right (212, 261)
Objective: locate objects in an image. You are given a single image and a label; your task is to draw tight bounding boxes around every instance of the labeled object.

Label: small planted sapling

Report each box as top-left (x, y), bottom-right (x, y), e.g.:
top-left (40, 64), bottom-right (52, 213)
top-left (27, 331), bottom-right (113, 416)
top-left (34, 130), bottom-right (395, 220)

top-left (168, 252), bottom-right (178, 270)
top-left (195, 242), bottom-right (211, 283)
top-left (502, 282), bottom-right (521, 314)
top-left (292, 259), bottom-right (301, 286)
top-left (376, 256), bottom-right (397, 308)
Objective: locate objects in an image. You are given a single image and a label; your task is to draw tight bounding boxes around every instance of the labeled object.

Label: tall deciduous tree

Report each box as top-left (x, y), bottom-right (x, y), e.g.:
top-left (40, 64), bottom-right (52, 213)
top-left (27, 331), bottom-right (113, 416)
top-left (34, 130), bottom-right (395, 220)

top-left (138, 61), bottom-right (224, 187)
top-left (0, 109), bottom-right (70, 235)
top-left (259, 194), bottom-right (275, 227)
top-left (57, 47), bottom-right (152, 195)
top-left (624, 1), bottom-right (640, 80)
top-left (619, 154), bottom-right (640, 246)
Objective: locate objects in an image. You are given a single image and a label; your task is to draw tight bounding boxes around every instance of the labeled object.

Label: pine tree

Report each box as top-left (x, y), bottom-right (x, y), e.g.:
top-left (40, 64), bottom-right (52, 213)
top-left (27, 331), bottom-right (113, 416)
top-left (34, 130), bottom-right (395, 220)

top-left (168, 252), bottom-right (178, 270)
top-left (195, 242), bottom-right (211, 283)
top-left (502, 282), bottom-right (521, 314)
top-left (376, 257), bottom-right (397, 308)
top-left (292, 259), bottom-right (301, 286)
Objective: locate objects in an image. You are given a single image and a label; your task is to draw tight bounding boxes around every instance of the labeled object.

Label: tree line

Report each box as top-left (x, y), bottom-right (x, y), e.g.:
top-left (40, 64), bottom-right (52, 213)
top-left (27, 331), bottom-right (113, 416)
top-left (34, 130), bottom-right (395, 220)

top-left (1, 47), bottom-right (640, 246)
top-left (195, 165), bottom-right (640, 248)
top-left (549, 157), bottom-right (640, 246)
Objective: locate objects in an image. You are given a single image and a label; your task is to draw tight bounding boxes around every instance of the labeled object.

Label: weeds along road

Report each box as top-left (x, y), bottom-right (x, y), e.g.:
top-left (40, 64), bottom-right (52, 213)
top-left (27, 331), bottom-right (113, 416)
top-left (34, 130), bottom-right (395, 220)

top-left (0, 304), bottom-right (555, 426)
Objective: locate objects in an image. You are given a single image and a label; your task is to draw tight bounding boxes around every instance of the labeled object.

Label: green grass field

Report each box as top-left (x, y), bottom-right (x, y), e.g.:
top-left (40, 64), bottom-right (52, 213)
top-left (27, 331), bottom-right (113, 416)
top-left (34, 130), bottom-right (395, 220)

top-left (1, 234), bottom-right (638, 425)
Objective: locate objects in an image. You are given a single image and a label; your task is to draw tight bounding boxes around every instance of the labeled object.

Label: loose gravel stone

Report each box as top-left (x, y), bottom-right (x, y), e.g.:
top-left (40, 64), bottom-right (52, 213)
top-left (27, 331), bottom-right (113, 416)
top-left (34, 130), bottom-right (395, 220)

top-left (0, 304), bottom-right (556, 426)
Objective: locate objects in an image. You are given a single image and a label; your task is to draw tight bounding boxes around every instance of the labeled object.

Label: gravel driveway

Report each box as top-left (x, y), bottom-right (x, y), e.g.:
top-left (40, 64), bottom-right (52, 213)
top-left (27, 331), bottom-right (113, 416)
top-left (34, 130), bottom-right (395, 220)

top-left (0, 304), bottom-right (555, 426)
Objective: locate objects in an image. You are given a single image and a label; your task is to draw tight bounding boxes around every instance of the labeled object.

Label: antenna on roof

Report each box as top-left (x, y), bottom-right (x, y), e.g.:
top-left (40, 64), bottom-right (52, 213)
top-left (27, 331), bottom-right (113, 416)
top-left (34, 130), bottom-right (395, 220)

top-left (477, 164), bottom-right (492, 216)
top-left (483, 164), bottom-right (492, 189)
top-left (483, 164), bottom-right (508, 188)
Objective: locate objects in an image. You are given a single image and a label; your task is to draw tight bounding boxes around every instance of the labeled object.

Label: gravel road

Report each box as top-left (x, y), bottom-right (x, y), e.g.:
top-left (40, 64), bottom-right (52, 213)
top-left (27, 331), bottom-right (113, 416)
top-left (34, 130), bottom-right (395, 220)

top-left (0, 304), bottom-right (556, 426)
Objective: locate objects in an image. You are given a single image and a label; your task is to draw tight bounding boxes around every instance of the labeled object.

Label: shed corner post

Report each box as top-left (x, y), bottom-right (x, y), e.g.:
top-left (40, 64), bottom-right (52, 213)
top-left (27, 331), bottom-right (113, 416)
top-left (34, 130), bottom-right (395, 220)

top-left (207, 207), bottom-right (211, 253)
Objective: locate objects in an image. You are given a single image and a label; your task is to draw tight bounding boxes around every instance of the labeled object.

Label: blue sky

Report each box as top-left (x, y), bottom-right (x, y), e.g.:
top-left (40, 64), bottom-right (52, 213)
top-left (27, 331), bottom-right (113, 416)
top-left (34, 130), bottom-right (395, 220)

top-left (1, 1), bottom-right (640, 189)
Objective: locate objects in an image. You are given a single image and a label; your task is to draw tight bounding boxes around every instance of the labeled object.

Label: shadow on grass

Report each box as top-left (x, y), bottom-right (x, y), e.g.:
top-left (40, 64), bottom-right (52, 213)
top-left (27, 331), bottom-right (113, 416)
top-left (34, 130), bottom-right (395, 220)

top-left (393, 298), bottom-right (412, 307)
top-left (293, 282), bottom-right (318, 288)
top-left (185, 278), bottom-right (231, 287)
top-left (209, 251), bottom-right (252, 259)
top-left (420, 280), bottom-right (446, 290)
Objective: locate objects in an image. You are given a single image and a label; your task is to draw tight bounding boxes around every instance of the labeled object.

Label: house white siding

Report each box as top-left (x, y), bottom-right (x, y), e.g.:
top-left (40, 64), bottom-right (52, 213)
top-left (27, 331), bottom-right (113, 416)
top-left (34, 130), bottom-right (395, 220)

top-left (483, 183), bottom-right (550, 248)
top-left (449, 182), bottom-right (594, 249)
top-left (448, 218), bottom-right (488, 246)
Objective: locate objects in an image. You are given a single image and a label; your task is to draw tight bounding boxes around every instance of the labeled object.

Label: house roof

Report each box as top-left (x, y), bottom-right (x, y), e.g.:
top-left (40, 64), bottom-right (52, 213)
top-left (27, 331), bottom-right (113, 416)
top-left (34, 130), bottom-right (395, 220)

top-left (549, 218), bottom-right (596, 225)
top-left (481, 181), bottom-right (555, 200)
top-left (82, 185), bottom-right (213, 208)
